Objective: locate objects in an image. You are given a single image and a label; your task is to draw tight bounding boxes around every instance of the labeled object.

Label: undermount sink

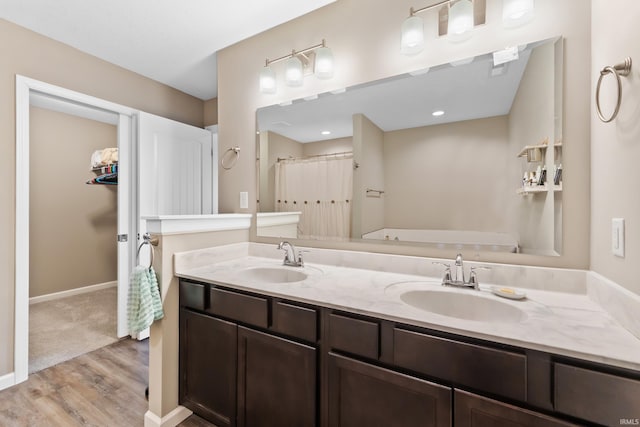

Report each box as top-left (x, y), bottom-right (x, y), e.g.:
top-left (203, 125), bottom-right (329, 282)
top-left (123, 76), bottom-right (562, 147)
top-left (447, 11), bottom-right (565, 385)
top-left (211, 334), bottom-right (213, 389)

top-left (238, 266), bottom-right (308, 283)
top-left (400, 290), bottom-right (526, 323)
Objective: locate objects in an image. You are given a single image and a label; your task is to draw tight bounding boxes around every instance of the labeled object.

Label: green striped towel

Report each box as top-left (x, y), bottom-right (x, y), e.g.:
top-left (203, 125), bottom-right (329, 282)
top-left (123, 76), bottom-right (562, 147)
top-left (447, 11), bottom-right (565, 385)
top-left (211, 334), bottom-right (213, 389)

top-left (127, 266), bottom-right (164, 334)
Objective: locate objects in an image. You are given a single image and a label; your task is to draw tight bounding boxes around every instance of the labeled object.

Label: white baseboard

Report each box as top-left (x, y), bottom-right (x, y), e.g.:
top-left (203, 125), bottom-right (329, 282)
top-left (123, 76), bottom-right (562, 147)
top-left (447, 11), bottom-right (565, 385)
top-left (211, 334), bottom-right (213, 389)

top-left (144, 406), bottom-right (193, 427)
top-left (0, 372), bottom-right (16, 391)
top-left (29, 280), bottom-right (117, 305)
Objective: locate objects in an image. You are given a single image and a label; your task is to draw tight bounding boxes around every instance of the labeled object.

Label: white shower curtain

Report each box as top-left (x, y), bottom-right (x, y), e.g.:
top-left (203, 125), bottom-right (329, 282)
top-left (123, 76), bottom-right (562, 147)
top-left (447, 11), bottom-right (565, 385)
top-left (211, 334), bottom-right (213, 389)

top-left (275, 155), bottom-right (352, 239)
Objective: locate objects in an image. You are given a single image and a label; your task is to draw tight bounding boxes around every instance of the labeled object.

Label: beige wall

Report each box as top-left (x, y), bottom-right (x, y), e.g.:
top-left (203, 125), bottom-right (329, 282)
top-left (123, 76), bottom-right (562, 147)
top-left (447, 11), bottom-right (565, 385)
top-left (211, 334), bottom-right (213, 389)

top-left (29, 108), bottom-right (117, 297)
top-left (384, 116), bottom-right (511, 233)
top-left (0, 19), bottom-right (203, 376)
top-left (508, 42), bottom-right (557, 254)
top-left (591, 0), bottom-right (640, 295)
top-left (353, 114), bottom-right (385, 237)
top-left (218, 0), bottom-right (591, 270)
top-left (302, 137), bottom-right (352, 156)
top-left (204, 98), bottom-right (218, 126)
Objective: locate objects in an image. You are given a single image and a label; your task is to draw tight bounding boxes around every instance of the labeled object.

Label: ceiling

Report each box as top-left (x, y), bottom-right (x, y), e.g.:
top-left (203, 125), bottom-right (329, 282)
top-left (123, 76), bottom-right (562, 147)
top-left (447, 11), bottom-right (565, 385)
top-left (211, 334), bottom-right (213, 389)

top-left (257, 45), bottom-right (536, 143)
top-left (0, 0), bottom-right (336, 100)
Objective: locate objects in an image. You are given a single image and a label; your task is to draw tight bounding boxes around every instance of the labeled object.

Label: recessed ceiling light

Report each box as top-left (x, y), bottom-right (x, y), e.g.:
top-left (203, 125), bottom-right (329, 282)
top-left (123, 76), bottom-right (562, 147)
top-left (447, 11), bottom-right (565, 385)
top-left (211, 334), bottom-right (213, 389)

top-left (321, 130), bottom-right (331, 135)
top-left (432, 110), bottom-right (445, 117)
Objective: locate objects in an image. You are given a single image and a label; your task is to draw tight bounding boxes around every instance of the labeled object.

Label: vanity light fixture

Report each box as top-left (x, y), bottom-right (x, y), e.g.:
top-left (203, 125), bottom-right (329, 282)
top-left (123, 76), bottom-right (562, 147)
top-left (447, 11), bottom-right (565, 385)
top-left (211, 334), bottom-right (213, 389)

top-left (448, 0), bottom-right (474, 42)
top-left (401, 0), bottom-right (484, 55)
top-left (259, 39), bottom-right (334, 94)
top-left (285, 55), bottom-right (304, 87)
top-left (502, 0), bottom-right (535, 28)
top-left (259, 65), bottom-right (277, 94)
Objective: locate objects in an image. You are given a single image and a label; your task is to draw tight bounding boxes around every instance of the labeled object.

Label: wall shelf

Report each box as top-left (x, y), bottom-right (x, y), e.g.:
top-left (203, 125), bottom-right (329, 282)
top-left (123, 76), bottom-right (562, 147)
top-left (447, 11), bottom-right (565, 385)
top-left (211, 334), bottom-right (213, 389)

top-left (87, 162), bottom-right (118, 185)
top-left (516, 186), bottom-right (547, 195)
top-left (516, 184), bottom-right (562, 196)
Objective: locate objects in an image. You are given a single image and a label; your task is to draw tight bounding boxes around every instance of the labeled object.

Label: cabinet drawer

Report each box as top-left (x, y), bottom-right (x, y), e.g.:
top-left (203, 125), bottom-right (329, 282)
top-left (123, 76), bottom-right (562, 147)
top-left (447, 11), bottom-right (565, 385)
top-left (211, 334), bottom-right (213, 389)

top-left (272, 301), bottom-right (317, 342)
top-left (555, 363), bottom-right (640, 426)
top-left (208, 288), bottom-right (268, 328)
top-left (180, 281), bottom-right (206, 310)
top-left (329, 313), bottom-right (379, 359)
top-left (394, 328), bottom-right (526, 401)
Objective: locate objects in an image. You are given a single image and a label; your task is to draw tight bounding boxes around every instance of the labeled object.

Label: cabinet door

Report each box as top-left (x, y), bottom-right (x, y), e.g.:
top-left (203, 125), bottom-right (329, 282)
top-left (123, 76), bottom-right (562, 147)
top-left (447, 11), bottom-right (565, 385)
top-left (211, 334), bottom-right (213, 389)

top-left (237, 326), bottom-right (316, 427)
top-left (180, 309), bottom-right (237, 427)
top-left (454, 390), bottom-right (577, 427)
top-left (328, 353), bottom-right (451, 427)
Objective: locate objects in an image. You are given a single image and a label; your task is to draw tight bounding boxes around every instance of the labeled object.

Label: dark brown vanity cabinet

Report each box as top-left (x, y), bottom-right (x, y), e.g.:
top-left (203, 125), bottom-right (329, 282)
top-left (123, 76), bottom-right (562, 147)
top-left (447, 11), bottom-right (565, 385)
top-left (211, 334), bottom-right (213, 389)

top-left (454, 390), bottom-right (576, 427)
top-left (179, 280), bottom-right (318, 427)
top-left (328, 353), bottom-right (451, 427)
top-left (180, 310), bottom-right (237, 427)
top-left (237, 327), bottom-right (316, 427)
top-left (179, 279), bottom-right (640, 427)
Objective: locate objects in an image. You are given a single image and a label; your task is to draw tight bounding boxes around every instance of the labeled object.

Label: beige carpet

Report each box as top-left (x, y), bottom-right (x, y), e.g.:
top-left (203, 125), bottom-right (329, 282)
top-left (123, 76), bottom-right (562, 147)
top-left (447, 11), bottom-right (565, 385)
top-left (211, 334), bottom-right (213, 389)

top-left (29, 286), bottom-right (119, 373)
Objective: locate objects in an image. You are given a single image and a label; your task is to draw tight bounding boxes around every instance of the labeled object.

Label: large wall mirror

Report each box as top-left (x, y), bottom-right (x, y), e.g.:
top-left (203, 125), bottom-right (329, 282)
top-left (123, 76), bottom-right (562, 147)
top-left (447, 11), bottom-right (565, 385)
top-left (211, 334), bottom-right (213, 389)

top-left (256, 36), bottom-right (563, 257)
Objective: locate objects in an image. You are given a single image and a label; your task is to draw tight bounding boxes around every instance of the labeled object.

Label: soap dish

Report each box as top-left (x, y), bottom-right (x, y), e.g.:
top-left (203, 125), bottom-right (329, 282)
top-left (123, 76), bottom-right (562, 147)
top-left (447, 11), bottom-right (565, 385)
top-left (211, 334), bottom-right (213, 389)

top-left (491, 286), bottom-right (526, 300)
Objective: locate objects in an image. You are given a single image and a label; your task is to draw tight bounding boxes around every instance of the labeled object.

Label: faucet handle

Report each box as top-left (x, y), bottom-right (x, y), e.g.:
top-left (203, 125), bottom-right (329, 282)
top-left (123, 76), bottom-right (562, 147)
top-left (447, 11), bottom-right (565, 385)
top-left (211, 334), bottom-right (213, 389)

top-left (432, 262), bottom-right (452, 283)
top-left (297, 249), bottom-right (310, 266)
top-left (468, 266), bottom-right (491, 288)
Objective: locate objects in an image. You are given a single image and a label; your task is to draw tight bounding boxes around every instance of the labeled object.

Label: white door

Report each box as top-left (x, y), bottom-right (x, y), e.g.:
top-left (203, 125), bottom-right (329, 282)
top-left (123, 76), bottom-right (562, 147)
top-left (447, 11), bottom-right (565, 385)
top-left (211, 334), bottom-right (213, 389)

top-left (116, 114), bottom-right (134, 338)
top-left (138, 112), bottom-right (214, 218)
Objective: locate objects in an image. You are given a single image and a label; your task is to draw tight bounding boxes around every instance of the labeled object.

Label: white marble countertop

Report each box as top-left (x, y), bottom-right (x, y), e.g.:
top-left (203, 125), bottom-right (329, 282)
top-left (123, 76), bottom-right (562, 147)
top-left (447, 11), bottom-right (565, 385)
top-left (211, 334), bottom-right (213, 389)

top-left (174, 244), bottom-right (640, 372)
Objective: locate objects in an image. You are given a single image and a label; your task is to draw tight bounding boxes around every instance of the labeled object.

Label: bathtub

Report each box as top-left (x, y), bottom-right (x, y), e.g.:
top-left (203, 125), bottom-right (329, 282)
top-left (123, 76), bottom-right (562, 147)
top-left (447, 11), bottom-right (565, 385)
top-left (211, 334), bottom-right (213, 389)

top-left (361, 228), bottom-right (519, 253)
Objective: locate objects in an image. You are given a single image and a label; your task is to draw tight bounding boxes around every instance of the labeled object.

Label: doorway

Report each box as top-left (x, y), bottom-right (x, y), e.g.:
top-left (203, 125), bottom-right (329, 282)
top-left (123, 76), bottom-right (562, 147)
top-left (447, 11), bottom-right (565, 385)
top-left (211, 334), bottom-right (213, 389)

top-left (28, 106), bottom-right (120, 373)
top-left (14, 76), bottom-right (137, 385)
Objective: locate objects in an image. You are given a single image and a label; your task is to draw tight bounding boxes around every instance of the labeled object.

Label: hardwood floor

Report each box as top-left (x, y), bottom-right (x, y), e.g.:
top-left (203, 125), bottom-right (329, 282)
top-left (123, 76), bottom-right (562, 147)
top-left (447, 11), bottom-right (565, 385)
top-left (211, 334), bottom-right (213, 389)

top-left (0, 338), bottom-right (215, 427)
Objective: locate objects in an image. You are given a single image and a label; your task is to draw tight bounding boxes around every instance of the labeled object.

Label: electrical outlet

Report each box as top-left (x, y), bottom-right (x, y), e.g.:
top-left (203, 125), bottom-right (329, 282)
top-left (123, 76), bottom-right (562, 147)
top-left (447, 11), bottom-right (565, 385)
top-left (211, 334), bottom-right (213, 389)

top-left (612, 218), bottom-right (625, 257)
top-left (240, 191), bottom-right (249, 209)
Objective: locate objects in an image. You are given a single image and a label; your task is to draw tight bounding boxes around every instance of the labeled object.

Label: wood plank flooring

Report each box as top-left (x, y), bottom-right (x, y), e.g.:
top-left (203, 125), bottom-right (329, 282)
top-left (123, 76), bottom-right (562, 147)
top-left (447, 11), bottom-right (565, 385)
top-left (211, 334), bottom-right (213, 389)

top-left (0, 339), bottom-right (215, 427)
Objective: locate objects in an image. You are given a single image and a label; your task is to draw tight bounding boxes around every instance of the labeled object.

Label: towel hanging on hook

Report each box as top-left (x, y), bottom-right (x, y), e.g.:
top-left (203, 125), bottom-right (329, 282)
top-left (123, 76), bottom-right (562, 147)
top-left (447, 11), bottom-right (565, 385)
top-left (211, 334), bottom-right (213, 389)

top-left (128, 232), bottom-right (163, 334)
top-left (596, 57), bottom-right (632, 123)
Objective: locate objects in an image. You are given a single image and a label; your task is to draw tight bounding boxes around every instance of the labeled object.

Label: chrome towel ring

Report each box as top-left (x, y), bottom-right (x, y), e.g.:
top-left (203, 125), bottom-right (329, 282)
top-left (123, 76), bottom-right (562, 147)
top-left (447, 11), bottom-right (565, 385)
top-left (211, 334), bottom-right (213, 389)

top-left (137, 232), bottom-right (158, 269)
top-left (596, 57), bottom-right (632, 123)
top-left (221, 146), bottom-right (240, 170)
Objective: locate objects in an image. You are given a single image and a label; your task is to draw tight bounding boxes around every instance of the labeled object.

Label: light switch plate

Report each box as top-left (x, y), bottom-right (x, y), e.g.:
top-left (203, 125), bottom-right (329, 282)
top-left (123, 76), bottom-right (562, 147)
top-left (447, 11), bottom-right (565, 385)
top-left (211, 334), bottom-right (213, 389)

top-left (612, 218), bottom-right (625, 257)
top-left (240, 191), bottom-right (249, 209)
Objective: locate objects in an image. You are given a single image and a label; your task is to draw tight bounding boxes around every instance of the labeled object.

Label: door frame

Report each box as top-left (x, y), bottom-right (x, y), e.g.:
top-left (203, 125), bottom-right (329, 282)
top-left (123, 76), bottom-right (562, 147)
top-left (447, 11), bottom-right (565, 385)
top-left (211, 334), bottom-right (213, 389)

top-left (13, 75), bottom-right (137, 385)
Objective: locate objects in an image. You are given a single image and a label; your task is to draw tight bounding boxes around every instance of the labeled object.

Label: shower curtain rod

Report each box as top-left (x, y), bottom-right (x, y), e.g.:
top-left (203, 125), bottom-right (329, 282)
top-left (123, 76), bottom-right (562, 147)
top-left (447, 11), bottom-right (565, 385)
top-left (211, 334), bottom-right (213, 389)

top-left (277, 151), bottom-right (353, 162)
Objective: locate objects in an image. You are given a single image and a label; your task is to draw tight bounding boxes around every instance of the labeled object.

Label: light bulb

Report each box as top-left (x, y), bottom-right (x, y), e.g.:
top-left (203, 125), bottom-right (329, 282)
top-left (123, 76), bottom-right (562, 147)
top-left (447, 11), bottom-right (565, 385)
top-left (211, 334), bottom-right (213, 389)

top-left (401, 15), bottom-right (424, 55)
top-left (259, 65), bottom-right (276, 94)
top-left (285, 56), bottom-right (303, 87)
top-left (448, 0), bottom-right (474, 43)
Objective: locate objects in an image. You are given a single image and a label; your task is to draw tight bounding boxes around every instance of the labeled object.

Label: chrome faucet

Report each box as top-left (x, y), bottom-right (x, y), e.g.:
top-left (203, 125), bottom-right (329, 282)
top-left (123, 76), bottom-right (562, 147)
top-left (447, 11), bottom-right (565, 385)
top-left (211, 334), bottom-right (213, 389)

top-left (454, 253), bottom-right (465, 284)
top-left (433, 254), bottom-right (490, 290)
top-left (277, 241), bottom-right (304, 267)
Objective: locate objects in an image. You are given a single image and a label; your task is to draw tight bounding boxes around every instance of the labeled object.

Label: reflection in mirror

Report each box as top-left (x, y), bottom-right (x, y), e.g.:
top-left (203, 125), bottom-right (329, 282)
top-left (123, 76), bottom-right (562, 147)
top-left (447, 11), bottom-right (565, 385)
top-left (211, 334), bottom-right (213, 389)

top-left (257, 36), bottom-right (563, 256)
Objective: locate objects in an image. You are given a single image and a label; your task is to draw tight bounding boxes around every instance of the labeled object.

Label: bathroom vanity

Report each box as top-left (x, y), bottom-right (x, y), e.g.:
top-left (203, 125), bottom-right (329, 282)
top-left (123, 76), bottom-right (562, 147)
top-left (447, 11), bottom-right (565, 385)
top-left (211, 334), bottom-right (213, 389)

top-left (175, 244), bottom-right (640, 427)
